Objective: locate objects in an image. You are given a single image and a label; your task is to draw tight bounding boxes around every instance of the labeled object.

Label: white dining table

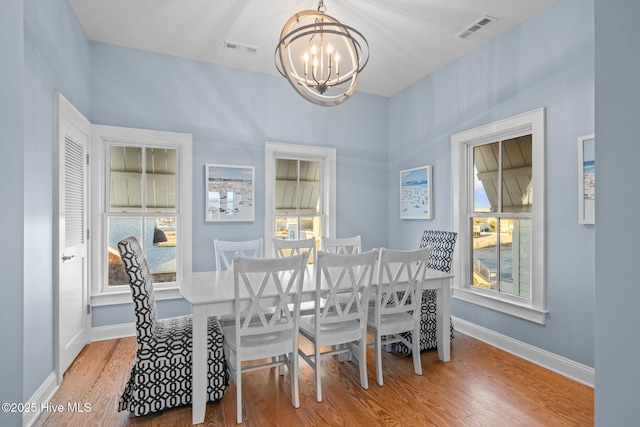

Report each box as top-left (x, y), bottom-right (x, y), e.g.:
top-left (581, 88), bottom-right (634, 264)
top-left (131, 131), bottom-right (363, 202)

top-left (179, 265), bottom-right (453, 425)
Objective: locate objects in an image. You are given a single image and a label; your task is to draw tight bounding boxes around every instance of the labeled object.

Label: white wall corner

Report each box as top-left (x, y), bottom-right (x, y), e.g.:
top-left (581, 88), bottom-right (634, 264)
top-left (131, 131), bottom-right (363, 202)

top-left (452, 316), bottom-right (594, 388)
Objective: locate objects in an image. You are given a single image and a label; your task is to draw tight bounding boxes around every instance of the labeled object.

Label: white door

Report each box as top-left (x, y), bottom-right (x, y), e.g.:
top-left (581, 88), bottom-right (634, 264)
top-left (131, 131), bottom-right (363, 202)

top-left (55, 94), bottom-right (91, 383)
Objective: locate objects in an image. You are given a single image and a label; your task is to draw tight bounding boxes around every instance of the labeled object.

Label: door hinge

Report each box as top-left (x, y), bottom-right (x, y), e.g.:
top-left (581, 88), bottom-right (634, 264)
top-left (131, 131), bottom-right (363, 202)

top-left (86, 154), bottom-right (90, 165)
top-left (87, 229), bottom-right (90, 240)
top-left (87, 304), bottom-right (91, 315)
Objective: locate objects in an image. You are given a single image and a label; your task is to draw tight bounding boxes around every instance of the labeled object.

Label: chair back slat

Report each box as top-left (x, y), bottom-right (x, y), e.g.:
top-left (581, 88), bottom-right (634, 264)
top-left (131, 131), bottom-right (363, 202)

top-left (233, 253), bottom-right (308, 337)
top-left (376, 247), bottom-right (432, 319)
top-left (314, 250), bottom-right (377, 326)
top-left (273, 236), bottom-right (317, 265)
top-left (214, 238), bottom-right (263, 271)
top-left (321, 235), bottom-right (361, 255)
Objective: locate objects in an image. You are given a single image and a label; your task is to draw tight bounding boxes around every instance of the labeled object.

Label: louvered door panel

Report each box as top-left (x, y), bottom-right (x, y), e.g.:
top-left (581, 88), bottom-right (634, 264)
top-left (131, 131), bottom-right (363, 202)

top-left (65, 137), bottom-right (85, 247)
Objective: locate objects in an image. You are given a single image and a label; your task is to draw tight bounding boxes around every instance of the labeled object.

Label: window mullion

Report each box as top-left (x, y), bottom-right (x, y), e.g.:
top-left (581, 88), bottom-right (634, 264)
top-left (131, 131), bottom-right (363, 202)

top-left (497, 140), bottom-right (502, 293)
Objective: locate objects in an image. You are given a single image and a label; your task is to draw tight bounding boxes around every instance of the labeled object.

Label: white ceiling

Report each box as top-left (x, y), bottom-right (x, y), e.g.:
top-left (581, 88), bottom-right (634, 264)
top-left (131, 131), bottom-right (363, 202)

top-left (68, 0), bottom-right (557, 98)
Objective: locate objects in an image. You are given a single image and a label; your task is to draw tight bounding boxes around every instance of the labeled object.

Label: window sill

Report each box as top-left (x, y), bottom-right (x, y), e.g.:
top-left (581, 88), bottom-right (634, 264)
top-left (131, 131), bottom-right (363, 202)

top-left (452, 287), bottom-right (548, 324)
top-left (91, 286), bottom-right (184, 307)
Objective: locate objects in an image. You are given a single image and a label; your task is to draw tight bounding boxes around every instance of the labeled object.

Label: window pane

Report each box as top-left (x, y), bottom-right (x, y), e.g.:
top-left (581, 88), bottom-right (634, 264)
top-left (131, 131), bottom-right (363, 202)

top-left (500, 219), bottom-right (531, 298)
top-left (274, 216), bottom-right (321, 264)
top-left (145, 217), bottom-right (177, 283)
top-left (501, 135), bottom-right (532, 213)
top-left (299, 160), bottom-right (320, 214)
top-left (146, 148), bottom-right (176, 212)
top-left (471, 217), bottom-right (532, 299)
top-left (107, 217), bottom-right (142, 287)
top-left (110, 146), bottom-right (143, 212)
top-left (275, 159), bottom-right (320, 214)
top-left (276, 217), bottom-right (299, 240)
top-left (471, 217), bottom-right (497, 290)
top-left (473, 142), bottom-right (499, 213)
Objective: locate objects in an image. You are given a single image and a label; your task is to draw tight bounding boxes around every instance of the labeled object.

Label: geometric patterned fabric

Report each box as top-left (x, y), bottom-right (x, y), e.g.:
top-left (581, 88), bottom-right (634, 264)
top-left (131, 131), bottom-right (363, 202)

top-left (394, 230), bottom-right (457, 355)
top-left (117, 237), bottom-right (228, 416)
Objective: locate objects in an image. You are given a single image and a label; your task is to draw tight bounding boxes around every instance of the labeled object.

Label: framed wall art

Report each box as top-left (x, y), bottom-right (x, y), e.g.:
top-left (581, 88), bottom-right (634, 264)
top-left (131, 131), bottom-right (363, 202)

top-left (205, 163), bottom-right (255, 222)
top-left (400, 165), bottom-right (433, 219)
top-left (578, 134), bottom-right (595, 224)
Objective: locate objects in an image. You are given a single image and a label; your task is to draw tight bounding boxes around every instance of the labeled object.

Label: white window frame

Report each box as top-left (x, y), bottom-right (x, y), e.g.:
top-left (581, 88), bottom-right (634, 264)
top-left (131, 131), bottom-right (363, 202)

top-left (90, 125), bottom-right (192, 306)
top-left (451, 108), bottom-right (547, 324)
top-left (264, 141), bottom-right (336, 258)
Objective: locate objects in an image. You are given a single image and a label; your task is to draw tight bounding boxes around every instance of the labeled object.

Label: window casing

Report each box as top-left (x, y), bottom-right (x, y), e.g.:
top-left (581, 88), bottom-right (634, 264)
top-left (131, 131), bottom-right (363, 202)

top-left (91, 125), bottom-right (192, 306)
top-left (451, 108), bottom-right (547, 324)
top-left (265, 142), bottom-right (336, 258)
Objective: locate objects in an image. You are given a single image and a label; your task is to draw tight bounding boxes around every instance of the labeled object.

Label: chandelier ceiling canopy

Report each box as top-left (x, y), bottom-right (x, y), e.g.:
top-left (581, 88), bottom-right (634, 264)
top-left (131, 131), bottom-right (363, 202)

top-left (274, 0), bottom-right (369, 106)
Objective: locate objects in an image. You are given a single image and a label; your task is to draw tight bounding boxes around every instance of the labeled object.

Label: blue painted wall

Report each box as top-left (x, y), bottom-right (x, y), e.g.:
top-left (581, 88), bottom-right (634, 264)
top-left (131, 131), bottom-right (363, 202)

top-left (594, 1), bottom-right (640, 424)
top-left (22, 0), bottom-right (91, 402)
top-left (89, 42), bottom-right (390, 326)
top-left (1, 1), bottom-right (25, 425)
top-left (388, 0), bottom-right (595, 367)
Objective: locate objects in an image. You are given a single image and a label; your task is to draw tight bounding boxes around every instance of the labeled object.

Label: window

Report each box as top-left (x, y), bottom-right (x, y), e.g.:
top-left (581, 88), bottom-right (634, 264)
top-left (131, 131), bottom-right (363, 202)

top-left (265, 142), bottom-right (336, 258)
top-left (451, 108), bottom-right (546, 324)
top-left (91, 125), bottom-right (192, 305)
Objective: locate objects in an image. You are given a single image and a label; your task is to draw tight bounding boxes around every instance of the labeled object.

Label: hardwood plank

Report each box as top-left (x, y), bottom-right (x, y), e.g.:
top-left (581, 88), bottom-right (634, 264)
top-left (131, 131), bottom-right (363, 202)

top-left (33, 333), bottom-right (593, 426)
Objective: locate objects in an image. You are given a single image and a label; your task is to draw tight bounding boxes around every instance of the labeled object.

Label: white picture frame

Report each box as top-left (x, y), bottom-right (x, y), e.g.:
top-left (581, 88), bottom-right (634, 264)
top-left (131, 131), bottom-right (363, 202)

top-left (578, 134), bottom-right (595, 224)
top-left (400, 165), bottom-right (433, 219)
top-left (205, 163), bottom-right (255, 222)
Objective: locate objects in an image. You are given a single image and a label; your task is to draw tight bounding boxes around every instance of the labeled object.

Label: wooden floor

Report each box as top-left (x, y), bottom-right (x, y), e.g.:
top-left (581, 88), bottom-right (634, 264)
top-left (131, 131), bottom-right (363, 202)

top-left (34, 332), bottom-right (593, 426)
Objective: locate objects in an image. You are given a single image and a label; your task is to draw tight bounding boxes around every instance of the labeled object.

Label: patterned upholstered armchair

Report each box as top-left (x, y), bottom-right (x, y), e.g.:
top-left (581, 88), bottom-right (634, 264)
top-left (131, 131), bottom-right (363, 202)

top-left (117, 236), bottom-right (228, 416)
top-left (394, 230), bottom-right (457, 355)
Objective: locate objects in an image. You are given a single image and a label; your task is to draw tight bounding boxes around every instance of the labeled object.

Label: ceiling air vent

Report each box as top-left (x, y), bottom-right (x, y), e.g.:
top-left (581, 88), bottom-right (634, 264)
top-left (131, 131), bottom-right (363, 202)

top-left (455, 15), bottom-right (497, 40)
top-left (224, 40), bottom-right (258, 54)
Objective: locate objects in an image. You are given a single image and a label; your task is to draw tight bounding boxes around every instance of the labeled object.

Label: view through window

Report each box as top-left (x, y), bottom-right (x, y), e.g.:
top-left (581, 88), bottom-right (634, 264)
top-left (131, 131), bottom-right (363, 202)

top-left (470, 135), bottom-right (532, 299)
top-left (274, 158), bottom-right (322, 261)
top-left (107, 146), bottom-right (178, 286)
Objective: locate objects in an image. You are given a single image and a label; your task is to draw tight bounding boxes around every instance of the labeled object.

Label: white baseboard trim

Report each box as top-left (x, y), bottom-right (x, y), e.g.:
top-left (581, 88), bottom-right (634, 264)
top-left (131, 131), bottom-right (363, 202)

top-left (452, 316), bottom-right (594, 388)
top-left (91, 323), bottom-right (136, 342)
top-left (23, 372), bottom-right (59, 427)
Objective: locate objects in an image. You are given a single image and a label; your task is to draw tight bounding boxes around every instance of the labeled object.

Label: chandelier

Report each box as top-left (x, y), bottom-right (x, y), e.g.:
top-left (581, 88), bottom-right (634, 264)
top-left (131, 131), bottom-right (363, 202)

top-left (275, 0), bottom-right (369, 106)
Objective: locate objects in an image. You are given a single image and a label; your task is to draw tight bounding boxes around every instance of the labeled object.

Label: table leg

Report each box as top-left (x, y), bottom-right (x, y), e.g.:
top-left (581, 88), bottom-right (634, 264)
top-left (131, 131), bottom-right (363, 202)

top-left (436, 278), bottom-right (451, 362)
top-left (192, 305), bottom-right (207, 424)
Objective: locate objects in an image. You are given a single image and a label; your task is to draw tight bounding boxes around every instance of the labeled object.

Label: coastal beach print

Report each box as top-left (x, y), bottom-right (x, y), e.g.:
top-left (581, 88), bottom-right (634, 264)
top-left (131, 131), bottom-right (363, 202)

top-left (580, 136), bottom-right (595, 224)
top-left (206, 164), bottom-right (255, 222)
top-left (400, 165), bottom-right (432, 219)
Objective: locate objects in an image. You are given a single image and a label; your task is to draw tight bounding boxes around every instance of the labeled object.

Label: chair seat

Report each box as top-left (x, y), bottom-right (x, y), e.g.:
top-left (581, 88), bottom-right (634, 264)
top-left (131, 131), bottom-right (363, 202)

top-left (299, 314), bottom-right (362, 342)
top-left (223, 325), bottom-right (295, 360)
top-left (367, 310), bottom-right (414, 336)
top-left (119, 315), bottom-right (227, 416)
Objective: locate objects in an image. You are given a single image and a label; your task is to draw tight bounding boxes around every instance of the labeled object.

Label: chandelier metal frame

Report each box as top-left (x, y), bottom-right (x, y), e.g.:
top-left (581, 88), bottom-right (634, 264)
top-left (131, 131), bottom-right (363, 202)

top-left (274, 1), bottom-right (369, 106)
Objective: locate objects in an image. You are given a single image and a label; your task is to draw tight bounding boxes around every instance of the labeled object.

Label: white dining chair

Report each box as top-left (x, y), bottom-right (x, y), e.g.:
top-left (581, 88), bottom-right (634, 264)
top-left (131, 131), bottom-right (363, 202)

top-left (298, 249), bottom-right (378, 402)
top-left (367, 246), bottom-right (432, 386)
top-left (321, 235), bottom-right (361, 254)
top-left (214, 238), bottom-right (263, 271)
top-left (223, 253), bottom-right (308, 424)
top-left (273, 236), bottom-right (317, 264)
